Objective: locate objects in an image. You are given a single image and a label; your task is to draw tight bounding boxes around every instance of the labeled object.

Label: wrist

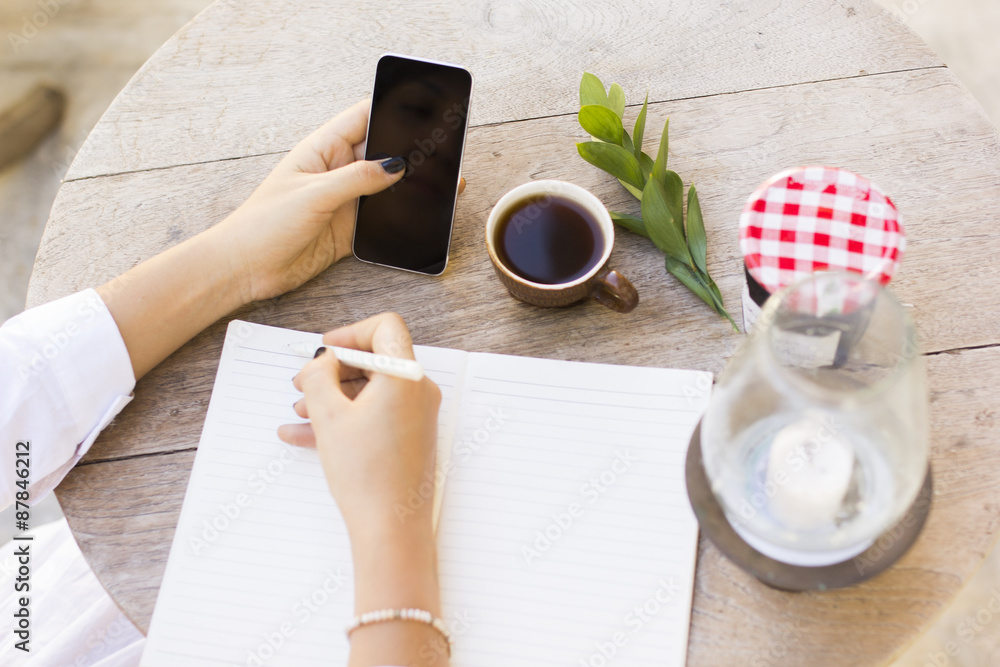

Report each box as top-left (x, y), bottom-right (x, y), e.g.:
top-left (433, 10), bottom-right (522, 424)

top-left (349, 508), bottom-right (435, 558)
top-left (350, 516), bottom-right (441, 615)
top-left (198, 222), bottom-right (255, 311)
top-left (95, 222), bottom-right (254, 379)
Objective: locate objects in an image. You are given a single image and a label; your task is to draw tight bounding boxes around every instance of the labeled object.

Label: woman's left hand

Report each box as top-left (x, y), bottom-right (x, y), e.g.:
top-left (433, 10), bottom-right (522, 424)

top-left (97, 99), bottom-right (464, 379)
top-left (211, 100), bottom-right (404, 303)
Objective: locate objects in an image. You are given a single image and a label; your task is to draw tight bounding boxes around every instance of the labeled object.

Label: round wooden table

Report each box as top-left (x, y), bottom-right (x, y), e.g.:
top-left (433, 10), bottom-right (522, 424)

top-left (27, 1), bottom-right (1000, 664)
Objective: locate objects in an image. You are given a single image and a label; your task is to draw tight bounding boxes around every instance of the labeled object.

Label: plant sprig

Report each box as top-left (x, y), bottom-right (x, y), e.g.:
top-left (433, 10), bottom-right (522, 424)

top-left (576, 72), bottom-right (737, 330)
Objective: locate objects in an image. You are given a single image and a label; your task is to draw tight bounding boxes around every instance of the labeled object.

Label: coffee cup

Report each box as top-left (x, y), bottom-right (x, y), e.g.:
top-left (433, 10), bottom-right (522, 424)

top-left (485, 180), bottom-right (639, 313)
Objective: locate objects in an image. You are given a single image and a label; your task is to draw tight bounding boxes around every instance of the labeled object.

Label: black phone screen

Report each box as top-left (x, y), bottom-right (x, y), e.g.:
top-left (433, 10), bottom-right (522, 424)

top-left (353, 55), bottom-right (473, 275)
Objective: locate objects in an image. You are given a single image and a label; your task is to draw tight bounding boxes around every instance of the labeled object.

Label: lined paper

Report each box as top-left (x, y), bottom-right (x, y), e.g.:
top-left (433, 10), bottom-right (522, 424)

top-left (142, 321), bottom-right (711, 666)
top-left (141, 321), bottom-right (467, 667)
top-left (437, 353), bottom-right (710, 666)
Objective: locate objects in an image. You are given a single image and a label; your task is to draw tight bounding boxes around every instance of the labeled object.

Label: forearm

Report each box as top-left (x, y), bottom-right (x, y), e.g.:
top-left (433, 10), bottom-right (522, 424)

top-left (97, 225), bottom-right (247, 380)
top-left (348, 520), bottom-right (448, 667)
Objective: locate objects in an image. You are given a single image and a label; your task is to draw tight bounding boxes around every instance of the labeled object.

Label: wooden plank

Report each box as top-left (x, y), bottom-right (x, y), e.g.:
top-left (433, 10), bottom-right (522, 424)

top-left (55, 450), bottom-right (195, 630)
top-left (29, 65), bottom-right (1000, 375)
top-left (62, 0), bottom-right (941, 180)
top-left (55, 343), bottom-right (1000, 664)
top-left (31, 66), bottom-right (1000, 463)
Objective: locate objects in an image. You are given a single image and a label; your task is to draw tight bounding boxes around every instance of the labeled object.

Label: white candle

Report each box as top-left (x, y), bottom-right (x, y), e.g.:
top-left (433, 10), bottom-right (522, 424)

top-left (765, 418), bottom-right (855, 531)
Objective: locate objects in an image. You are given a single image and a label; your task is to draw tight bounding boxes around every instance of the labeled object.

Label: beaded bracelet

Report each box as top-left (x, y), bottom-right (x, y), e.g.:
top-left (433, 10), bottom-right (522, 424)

top-left (345, 608), bottom-right (453, 656)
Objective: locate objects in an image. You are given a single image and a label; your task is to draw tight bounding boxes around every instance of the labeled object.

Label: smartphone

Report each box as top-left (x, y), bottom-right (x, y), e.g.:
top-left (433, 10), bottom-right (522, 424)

top-left (352, 54), bottom-right (474, 275)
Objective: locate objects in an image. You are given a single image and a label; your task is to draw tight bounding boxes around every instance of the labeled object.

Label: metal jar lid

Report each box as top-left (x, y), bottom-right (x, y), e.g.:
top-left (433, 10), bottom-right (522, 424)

top-left (739, 166), bottom-right (905, 297)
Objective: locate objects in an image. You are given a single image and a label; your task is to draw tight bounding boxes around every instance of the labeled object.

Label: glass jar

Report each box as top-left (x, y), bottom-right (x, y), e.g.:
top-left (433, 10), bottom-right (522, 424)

top-left (701, 272), bottom-right (928, 566)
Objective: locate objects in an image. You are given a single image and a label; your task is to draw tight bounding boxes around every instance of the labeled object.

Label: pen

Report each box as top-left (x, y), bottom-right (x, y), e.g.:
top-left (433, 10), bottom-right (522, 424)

top-left (286, 342), bottom-right (424, 381)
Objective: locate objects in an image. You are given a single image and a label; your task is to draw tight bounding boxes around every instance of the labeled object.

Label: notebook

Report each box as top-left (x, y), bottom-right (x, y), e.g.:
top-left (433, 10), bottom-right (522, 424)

top-left (140, 320), bottom-right (712, 666)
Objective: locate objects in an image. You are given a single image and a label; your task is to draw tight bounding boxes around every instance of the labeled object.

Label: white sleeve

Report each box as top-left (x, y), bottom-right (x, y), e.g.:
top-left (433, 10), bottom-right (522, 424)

top-left (0, 288), bottom-right (136, 511)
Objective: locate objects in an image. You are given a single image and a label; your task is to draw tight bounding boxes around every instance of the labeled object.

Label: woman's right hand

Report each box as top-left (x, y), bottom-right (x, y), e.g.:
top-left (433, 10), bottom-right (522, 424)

top-left (278, 313), bottom-right (448, 667)
top-left (278, 312), bottom-right (442, 539)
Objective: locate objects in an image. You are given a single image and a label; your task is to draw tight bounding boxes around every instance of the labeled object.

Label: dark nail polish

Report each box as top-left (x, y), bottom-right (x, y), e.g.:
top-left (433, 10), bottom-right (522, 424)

top-left (313, 347), bottom-right (327, 359)
top-left (380, 156), bottom-right (406, 174)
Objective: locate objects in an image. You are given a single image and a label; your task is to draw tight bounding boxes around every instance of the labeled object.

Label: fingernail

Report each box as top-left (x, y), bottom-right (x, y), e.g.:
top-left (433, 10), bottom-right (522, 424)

top-left (313, 347), bottom-right (327, 359)
top-left (380, 156), bottom-right (406, 174)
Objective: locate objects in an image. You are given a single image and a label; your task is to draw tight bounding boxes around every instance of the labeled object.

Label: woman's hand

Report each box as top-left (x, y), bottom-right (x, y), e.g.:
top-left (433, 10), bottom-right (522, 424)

top-left (278, 312), bottom-right (441, 535)
top-left (97, 100), bottom-right (417, 379)
top-left (213, 100), bottom-right (405, 304)
top-left (278, 313), bottom-right (448, 667)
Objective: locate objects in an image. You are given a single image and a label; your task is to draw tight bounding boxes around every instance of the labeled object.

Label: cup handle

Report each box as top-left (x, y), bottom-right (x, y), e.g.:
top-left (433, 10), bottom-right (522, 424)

top-left (590, 267), bottom-right (639, 313)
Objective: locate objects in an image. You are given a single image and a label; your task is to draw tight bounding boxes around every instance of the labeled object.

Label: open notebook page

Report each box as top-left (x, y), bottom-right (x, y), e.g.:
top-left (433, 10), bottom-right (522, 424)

top-left (437, 352), bottom-right (711, 666)
top-left (141, 321), bottom-right (468, 667)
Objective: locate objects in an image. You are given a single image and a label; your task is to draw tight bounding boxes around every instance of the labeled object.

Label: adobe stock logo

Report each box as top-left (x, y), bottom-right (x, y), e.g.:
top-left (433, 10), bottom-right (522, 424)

top-left (393, 407), bottom-right (509, 523)
top-left (579, 578), bottom-right (682, 667)
top-left (923, 587), bottom-right (1000, 667)
top-left (521, 449), bottom-right (636, 565)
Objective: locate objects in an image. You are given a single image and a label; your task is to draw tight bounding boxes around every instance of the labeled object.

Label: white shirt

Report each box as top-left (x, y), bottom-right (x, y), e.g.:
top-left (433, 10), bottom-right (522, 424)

top-left (1, 289), bottom-right (141, 665)
top-left (0, 290), bottom-right (405, 666)
top-left (1, 288), bottom-right (135, 511)
top-left (0, 517), bottom-right (145, 666)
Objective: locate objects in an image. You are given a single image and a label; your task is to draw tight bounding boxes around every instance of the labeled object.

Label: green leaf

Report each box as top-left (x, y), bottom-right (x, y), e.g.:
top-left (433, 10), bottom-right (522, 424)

top-left (639, 152), bottom-right (654, 182)
top-left (622, 129), bottom-right (634, 156)
top-left (572, 73), bottom-right (736, 331)
top-left (608, 83), bottom-right (626, 119)
top-left (656, 168), bottom-right (686, 246)
top-left (610, 211), bottom-right (648, 238)
top-left (665, 255), bottom-right (717, 311)
top-left (720, 309), bottom-right (740, 332)
top-left (618, 179), bottom-right (645, 200)
top-left (578, 105), bottom-right (624, 145)
top-left (702, 273), bottom-right (740, 331)
top-left (641, 176), bottom-right (692, 264)
top-left (706, 275), bottom-right (724, 306)
top-left (653, 117), bottom-right (670, 177)
top-left (633, 93), bottom-right (648, 160)
top-left (649, 121), bottom-right (683, 246)
top-left (686, 264), bottom-right (740, 331)
top-left (580, 72), bottom-right (608, 108)
top-left (686, 184), bottom-right (708, 275)
top-left (577, 141), bottom-right (645, 190)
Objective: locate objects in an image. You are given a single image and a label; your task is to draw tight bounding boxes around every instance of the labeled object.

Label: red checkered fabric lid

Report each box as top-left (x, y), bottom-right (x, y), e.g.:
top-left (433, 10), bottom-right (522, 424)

top-left (739, 166), bottom-right (905, 295)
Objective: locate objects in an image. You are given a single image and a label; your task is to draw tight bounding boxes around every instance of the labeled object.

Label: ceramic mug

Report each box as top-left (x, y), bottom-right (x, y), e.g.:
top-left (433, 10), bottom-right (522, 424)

top-left (485, 180), bottom-right (639, 313)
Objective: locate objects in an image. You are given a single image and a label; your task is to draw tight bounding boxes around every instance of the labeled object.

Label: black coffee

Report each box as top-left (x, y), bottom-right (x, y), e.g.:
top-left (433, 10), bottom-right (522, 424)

top-left (495, 195), bottom-right (604, 284)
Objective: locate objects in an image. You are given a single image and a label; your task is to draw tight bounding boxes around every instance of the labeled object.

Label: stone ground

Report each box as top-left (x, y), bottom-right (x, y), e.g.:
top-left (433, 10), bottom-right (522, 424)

top-left (0, 1), bottom-right (998, 664)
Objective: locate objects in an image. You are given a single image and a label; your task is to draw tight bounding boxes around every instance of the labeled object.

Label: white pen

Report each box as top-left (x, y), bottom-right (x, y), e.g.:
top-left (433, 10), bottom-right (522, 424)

top-left (286, 342), bottom-right (424, 381)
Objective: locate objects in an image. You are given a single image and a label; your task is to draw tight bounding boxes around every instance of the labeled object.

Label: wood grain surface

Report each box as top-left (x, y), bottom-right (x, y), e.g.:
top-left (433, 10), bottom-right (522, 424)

top-left (63, 0), bottom-right (940, 180)
top-left (25, 0), bottom-right (1000, 664)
